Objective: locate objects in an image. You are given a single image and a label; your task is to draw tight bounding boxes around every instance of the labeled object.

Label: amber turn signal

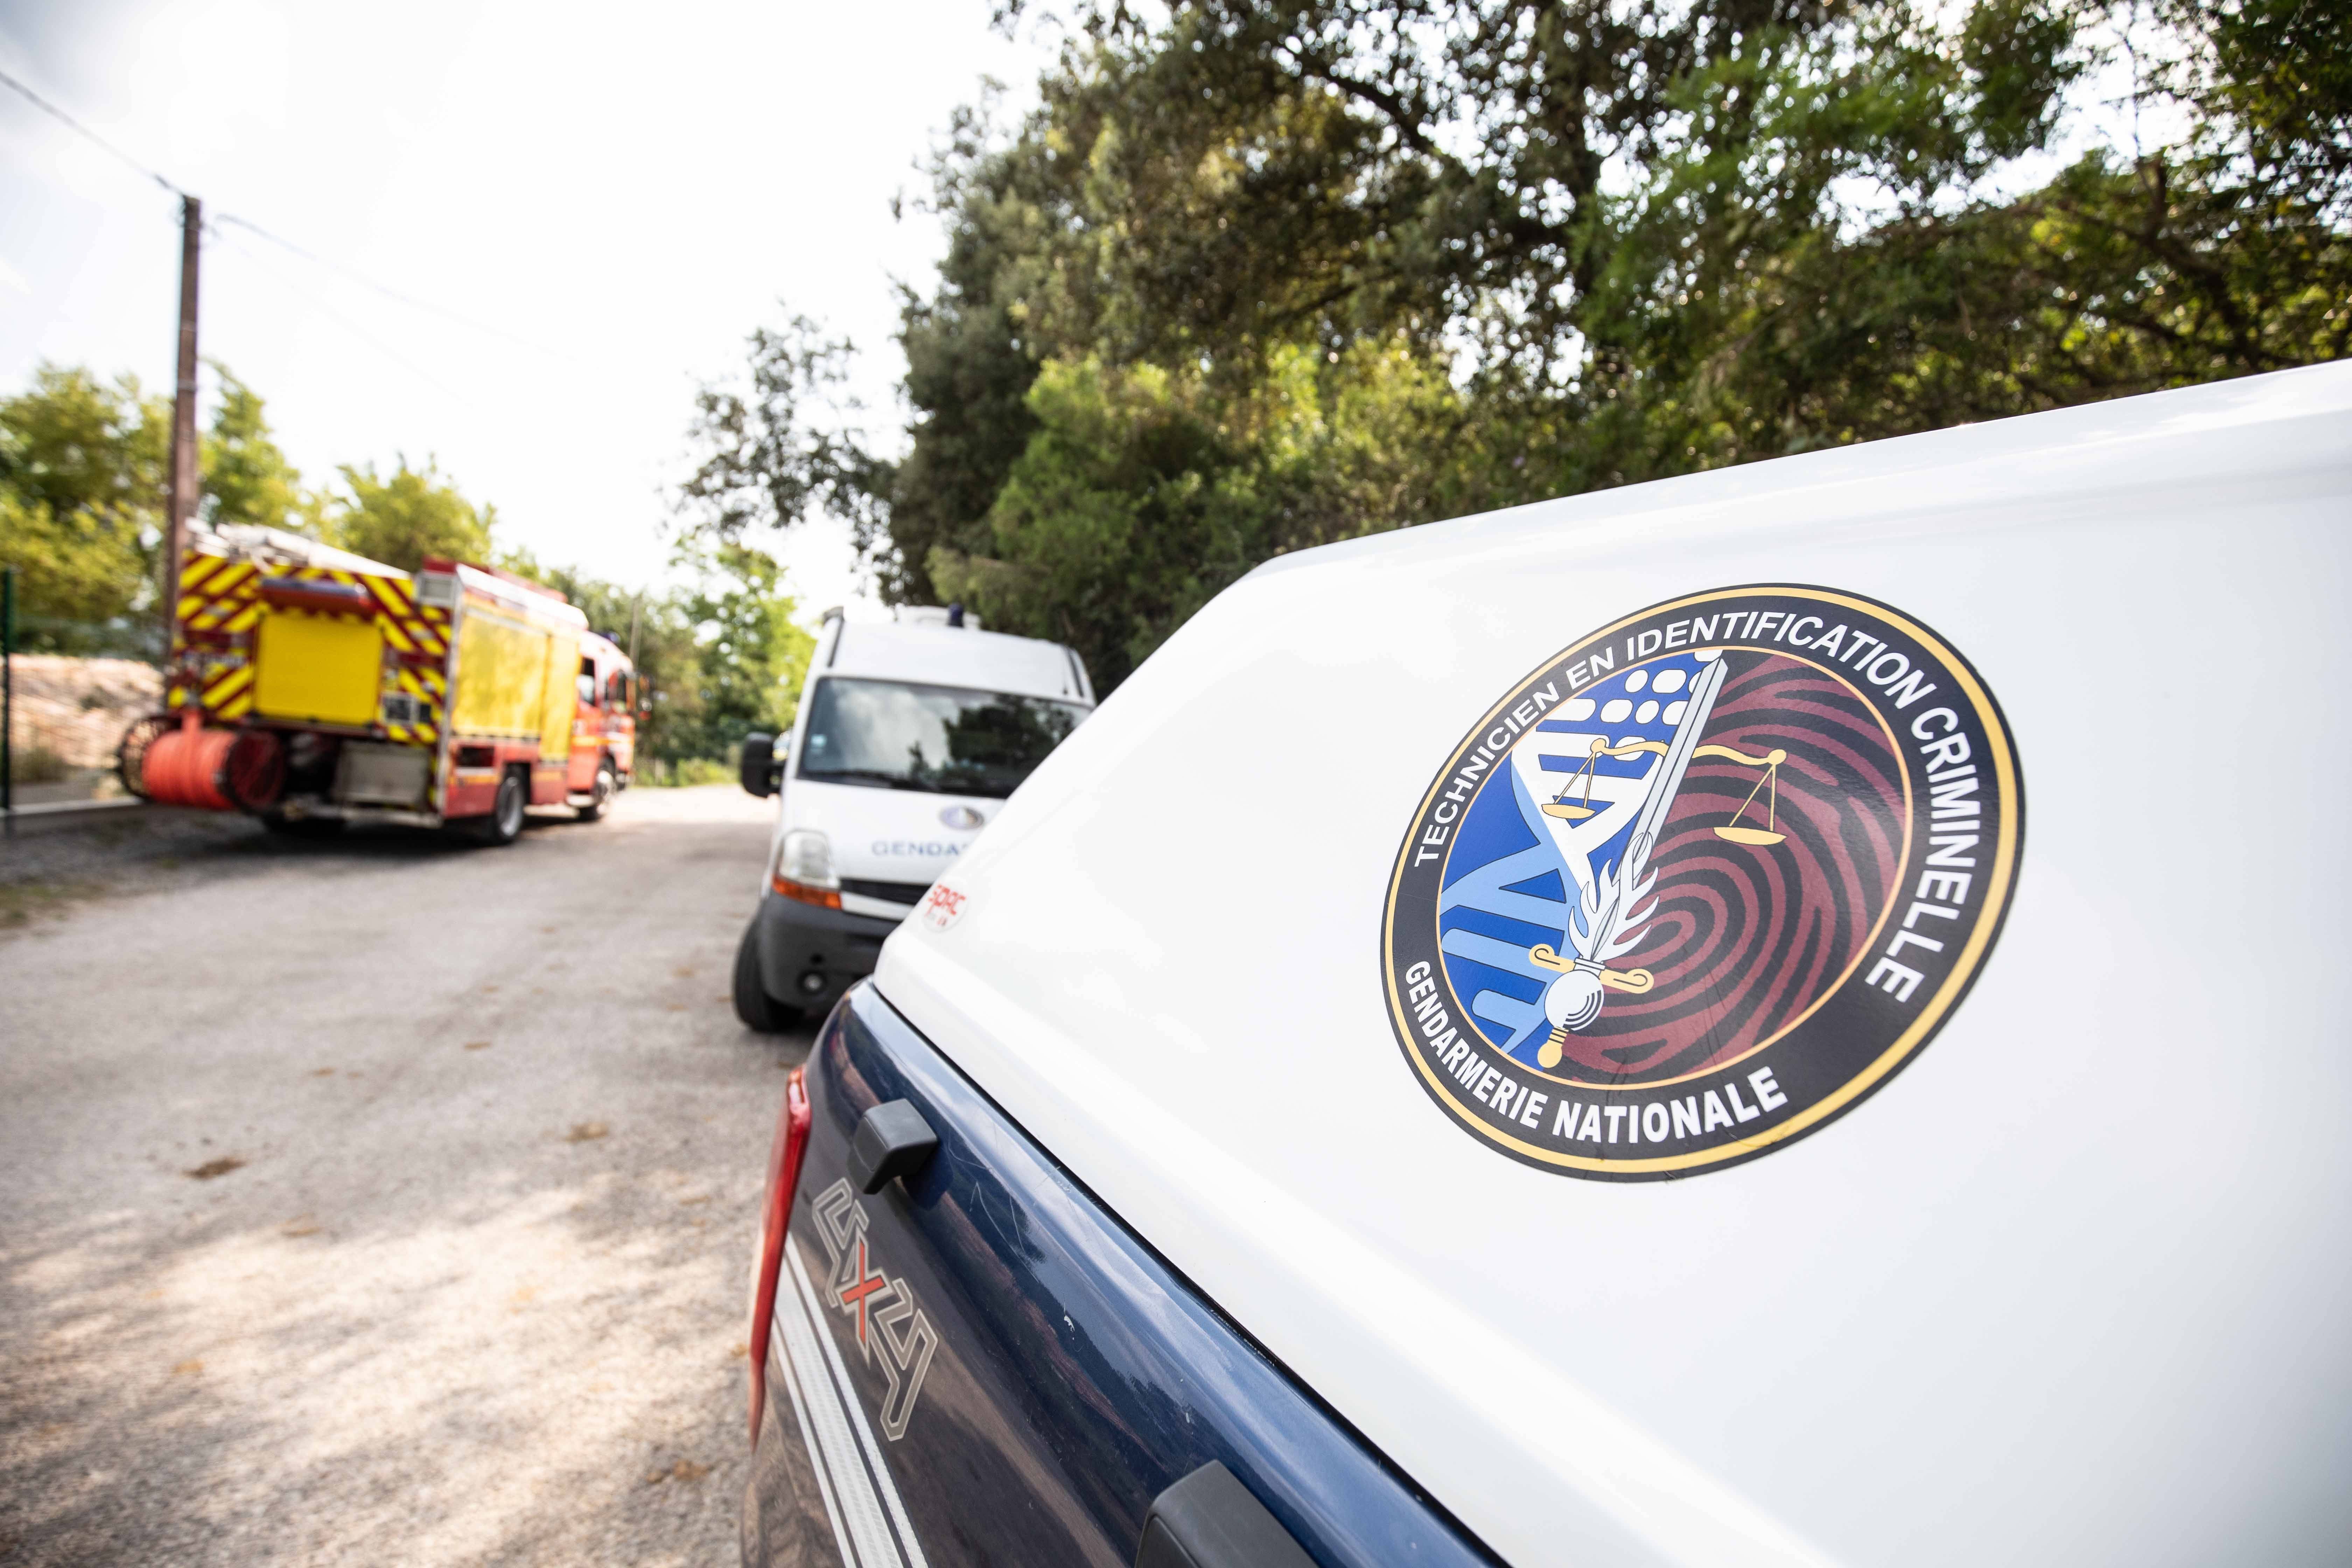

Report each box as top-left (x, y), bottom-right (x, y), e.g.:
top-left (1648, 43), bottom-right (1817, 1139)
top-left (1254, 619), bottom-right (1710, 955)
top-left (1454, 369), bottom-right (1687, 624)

top-left (772, 875), bottom-right (842, 910)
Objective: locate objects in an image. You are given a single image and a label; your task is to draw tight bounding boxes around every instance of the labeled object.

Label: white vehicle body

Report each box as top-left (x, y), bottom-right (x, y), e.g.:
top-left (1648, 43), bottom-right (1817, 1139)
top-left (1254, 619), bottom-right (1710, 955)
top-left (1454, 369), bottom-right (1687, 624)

top-left (767, 610), bottom-right (1094, 911)
top-left (734, 608), bottom-right (1093, 1024)
top-left (873, 363), bottom-right (2352, 1566)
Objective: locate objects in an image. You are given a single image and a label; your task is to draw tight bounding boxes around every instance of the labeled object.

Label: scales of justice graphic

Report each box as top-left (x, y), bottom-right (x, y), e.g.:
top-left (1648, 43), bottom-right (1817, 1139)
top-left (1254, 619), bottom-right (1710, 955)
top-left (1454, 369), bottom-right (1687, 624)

top-left (1437, 649), bottom-right (1820, 1072)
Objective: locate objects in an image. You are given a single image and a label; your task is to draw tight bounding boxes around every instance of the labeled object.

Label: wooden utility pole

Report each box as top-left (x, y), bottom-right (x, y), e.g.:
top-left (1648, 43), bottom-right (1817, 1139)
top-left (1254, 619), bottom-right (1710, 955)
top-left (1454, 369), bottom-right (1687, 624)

top-left (4, 566), bottom-right (15, 837)
top-left (162, 194), bottom-right (201, 638)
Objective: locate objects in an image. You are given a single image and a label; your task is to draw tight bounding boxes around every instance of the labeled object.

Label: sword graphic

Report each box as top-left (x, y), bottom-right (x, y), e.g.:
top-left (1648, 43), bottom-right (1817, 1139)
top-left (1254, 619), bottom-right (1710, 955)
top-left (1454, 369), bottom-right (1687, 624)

top-left (1531, 655), bottom-right (1729, 1068)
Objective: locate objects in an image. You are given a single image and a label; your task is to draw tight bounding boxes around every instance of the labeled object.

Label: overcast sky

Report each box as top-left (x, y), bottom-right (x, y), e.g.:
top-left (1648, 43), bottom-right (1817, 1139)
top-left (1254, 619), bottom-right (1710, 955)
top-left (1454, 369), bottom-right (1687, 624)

top-left (0, 0), bottom-right (1054, 623)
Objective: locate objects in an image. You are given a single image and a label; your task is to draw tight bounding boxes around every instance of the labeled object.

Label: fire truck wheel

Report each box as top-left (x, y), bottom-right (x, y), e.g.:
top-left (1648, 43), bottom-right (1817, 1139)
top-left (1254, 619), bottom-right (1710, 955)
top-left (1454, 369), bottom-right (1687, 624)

top-left (576, 761), bottom-right (617, 822)
top-left (469, 769), bottom-right (528, 846)
top-left (733, 923), bottom-right (804, 1034)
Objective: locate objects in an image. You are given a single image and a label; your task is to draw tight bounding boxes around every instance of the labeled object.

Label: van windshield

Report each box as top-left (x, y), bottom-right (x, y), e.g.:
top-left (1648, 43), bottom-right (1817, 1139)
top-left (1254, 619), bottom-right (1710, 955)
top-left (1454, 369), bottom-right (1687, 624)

top-left (797, 677), bottom-right (1087, 799)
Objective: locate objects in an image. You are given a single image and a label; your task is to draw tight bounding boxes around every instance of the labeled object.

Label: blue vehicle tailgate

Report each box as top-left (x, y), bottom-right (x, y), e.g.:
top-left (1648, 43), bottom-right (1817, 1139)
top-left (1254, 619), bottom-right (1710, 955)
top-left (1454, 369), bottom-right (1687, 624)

top-left (746, 981), bottom-right (1494, 1567)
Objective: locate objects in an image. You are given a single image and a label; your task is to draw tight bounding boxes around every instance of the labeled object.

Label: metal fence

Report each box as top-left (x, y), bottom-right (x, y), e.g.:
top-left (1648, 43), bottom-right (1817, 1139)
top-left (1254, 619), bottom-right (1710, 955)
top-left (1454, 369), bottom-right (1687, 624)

top-left (4, 575), bottom-right (168, 827)
top-left (13, 611), bottom-right (166, 663)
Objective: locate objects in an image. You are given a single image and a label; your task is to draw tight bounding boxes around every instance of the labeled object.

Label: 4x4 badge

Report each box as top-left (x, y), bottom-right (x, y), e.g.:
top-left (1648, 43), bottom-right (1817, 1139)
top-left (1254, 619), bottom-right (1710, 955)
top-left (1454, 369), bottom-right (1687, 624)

top-left (810, 1177), bottom-right (939, 1439)
top-left (1381, 584), bottom-right (2022, 1180)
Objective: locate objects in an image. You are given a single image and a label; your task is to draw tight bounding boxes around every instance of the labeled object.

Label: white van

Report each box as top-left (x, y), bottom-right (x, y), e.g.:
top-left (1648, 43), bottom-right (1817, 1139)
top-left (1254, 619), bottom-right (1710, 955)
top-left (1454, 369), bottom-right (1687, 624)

top-left (732, 605), bottom-right (1093, 1030)
top-left (735, 363), bottom-right (2351, 1568)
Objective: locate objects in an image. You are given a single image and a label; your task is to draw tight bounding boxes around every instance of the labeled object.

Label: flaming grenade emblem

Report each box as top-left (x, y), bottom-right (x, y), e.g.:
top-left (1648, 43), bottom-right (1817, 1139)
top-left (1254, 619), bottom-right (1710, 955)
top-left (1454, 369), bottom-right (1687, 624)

top-left (1516, 652), bottom-right (1797, 1069)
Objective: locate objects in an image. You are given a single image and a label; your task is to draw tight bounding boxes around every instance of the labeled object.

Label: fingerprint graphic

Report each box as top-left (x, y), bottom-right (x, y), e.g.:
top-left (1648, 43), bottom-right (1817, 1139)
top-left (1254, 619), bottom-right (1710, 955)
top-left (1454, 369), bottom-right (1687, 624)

top-left (1549, 653), bottom-right (1907, 1085)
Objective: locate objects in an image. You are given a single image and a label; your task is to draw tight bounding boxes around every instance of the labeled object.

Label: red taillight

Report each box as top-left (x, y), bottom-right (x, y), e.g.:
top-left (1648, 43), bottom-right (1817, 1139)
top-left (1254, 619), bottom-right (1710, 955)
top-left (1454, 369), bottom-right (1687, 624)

top-left (747, 1064), bottom-right (813, 1446)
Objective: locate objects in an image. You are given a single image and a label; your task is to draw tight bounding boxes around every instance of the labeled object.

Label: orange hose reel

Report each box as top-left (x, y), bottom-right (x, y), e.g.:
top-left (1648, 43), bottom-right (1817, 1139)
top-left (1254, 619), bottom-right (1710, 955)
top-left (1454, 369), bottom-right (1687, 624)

top-left (142, 714), bottom-right (285, 812)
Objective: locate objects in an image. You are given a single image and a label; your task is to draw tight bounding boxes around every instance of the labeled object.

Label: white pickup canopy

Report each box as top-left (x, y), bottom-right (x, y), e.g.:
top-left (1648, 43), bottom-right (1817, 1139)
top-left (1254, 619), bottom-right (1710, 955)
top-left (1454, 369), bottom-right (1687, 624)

top-left (877, 363), bottom-right (2352, 1568)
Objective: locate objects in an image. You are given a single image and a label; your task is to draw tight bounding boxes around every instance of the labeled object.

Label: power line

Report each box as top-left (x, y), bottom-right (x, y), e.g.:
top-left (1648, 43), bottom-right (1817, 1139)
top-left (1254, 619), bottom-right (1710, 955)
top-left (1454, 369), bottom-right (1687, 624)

top-left (1, 64), bottom-right (563, 359)
top-left (0, 62), bottom-right (183, 200)
top-left (213, 214), bottom-right (566, 359)
top-left (212, 226), bottom-right (481, 414)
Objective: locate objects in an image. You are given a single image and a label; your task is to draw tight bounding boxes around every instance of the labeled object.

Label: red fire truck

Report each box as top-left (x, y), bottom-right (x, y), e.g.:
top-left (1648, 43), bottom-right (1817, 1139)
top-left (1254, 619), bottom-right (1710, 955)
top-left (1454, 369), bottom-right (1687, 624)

top-left (128, 525), bottom-right (640, 843)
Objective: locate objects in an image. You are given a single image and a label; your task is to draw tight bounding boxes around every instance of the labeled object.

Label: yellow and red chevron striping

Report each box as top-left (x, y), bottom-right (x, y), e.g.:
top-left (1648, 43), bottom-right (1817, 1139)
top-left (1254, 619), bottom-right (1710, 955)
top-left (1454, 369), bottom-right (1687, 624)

top-left (202, 659), bottom-right (255, 720)
top-left (358, 574), bottom-right (449, 658)
top-left (169, 553), bottom-right (450, 740)
top-left (178, 557), bottom-right (262, 635)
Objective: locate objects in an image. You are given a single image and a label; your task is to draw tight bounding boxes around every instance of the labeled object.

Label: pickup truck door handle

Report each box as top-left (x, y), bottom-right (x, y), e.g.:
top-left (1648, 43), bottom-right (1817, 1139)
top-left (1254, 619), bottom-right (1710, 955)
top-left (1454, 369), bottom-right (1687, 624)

top-left (1135, 1462), bottom-right (1317, 1568)
top-left (847, 1099), bottom-right (939, 1194)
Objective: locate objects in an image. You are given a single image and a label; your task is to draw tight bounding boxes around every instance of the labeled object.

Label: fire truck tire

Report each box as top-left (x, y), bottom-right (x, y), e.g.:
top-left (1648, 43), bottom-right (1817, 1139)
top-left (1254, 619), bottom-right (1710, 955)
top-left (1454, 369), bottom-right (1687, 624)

top-left (576, 761), bottom-right (617, 822)
top-left (733, 923), bottom-right (804, 1034)
top-left (466, 769), bottom-right (528, 846)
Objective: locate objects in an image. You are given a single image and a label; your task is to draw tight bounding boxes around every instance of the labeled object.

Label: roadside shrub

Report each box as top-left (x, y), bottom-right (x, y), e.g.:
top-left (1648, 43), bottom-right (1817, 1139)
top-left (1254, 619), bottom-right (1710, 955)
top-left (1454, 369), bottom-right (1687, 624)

top-left (647, 757), bottom-right (735, 787)
top-left (8, 743), bottom-right (72, 784)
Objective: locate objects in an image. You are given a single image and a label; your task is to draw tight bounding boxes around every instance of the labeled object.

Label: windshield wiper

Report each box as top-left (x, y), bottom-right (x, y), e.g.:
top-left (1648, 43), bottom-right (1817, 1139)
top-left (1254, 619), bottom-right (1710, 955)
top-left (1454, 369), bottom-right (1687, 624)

top-left (800, 767), bottom-right (938, 792)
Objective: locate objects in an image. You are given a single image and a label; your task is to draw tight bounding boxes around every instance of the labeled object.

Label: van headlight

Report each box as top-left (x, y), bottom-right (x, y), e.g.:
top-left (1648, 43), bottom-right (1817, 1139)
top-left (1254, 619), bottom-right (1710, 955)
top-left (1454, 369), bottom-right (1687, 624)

top-left (771, 828), bottom-right (841, 909)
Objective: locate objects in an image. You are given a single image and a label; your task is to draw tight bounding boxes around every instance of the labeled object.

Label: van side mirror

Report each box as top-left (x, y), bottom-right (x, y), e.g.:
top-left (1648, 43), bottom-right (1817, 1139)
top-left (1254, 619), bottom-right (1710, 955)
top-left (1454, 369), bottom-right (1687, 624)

top-left (740, 733), bottom-right (779, 798)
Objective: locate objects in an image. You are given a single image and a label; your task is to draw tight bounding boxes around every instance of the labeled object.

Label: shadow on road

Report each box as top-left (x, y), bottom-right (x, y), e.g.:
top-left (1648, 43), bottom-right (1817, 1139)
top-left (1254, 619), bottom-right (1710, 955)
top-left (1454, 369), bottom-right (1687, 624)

top-left (0, 787), bottom-right (812, 1566)
top-left (2, 803), bottom-right (661, 933)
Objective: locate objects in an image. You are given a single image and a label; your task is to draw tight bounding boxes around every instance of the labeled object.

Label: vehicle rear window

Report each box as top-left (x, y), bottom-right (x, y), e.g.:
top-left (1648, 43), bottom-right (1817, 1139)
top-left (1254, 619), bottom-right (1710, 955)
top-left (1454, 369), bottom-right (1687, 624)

top-left (797, 678), bottom-right (1085, 798)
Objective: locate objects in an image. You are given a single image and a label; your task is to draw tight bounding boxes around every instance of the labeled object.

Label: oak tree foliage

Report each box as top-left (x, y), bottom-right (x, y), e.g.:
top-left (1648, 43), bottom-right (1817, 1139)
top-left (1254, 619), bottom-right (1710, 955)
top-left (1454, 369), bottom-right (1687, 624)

top-left (684, 0), bottom-right (2348, 692)
top-left (2, 363), bottom-right (323, 646)
top-left (202, 368), bottom-right (319, 538)
top-left (329, 457), bottom-right (499, 575)
top-left (0, 365), bottom-right (170, 648)
top-left (524, 545), bottom-right (815, 774)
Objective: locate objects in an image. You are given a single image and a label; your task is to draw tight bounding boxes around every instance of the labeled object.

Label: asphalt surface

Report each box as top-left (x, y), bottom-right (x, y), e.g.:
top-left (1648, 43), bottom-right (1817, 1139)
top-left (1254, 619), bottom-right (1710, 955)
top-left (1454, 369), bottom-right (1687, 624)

top-left (0, 786), bottom-right (807, 1566)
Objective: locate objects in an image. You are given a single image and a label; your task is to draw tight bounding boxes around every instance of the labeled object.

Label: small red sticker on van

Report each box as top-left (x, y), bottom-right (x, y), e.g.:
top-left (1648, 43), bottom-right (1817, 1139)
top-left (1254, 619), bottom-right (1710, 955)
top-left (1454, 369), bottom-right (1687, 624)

top-left (919, 884), bottom-right (968, 931)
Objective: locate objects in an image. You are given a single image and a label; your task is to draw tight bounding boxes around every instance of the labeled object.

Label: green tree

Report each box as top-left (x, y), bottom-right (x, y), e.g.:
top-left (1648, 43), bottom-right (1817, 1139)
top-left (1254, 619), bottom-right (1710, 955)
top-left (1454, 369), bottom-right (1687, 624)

top-left (682, 0), bottom-right (2350, 692)
top-left (673, 319), bottom-right (887, 572)
top-left (529, 560), bottom-right (696, 766)
top-left (0, 489), bottom-right (154, 639)
top-left (933, 341), bottom-right (1470, 686)
top-left (0, 363), bottom-right (169, 521)
top-left (526, 547), bottom-right (814, 773)
top-left (674, 543), bottom-right (817, 760)
top-left (0, 364), bottom-right (168, 648)
top-left (0, 360), bottom-right (334, 645)
top-left (882, 91), bottom-right (1067, 607)
top-left (329, 457), bottom-right (497, 573)
top-left (201, 365), bottom-right (321, 535)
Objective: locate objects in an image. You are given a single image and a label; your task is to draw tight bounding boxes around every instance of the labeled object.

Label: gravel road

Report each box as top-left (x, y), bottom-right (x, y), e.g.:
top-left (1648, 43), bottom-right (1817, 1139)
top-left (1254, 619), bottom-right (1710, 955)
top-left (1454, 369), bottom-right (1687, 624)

top-left (0, 786), bottom-right (804, 1566)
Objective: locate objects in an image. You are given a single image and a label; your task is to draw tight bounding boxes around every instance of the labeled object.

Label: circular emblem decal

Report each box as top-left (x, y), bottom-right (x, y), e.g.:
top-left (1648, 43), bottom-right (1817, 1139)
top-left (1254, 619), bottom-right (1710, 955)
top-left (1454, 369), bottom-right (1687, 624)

top-left (1381, 585), bottom-right (2022, 1180)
